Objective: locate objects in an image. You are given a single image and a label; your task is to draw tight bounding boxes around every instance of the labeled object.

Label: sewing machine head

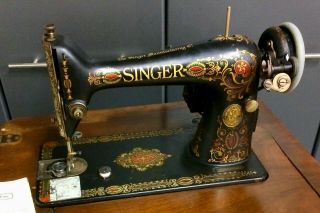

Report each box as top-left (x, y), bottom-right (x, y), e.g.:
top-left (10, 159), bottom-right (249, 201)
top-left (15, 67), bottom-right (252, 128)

top-left (39, 9), bottom-right (306, 206)
top-left (43, 21), bottom-right (304, 159)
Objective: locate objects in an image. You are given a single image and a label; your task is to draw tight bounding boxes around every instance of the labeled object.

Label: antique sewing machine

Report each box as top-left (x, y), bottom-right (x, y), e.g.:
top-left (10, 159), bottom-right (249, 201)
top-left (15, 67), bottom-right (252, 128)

top-left (36, 8), bottom-right (306, 206)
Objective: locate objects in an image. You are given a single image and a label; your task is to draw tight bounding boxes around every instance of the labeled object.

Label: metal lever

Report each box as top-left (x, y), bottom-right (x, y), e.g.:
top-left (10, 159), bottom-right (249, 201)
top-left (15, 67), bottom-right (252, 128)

top-left (8, 62), bottom-right (47, 68)
top-left (8, 58), bottom-right (47, 69)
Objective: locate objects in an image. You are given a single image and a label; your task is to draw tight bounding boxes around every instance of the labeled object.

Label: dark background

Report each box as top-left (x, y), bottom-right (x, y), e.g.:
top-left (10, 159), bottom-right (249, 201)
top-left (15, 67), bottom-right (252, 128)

top-left (0, 0), bottom-right (319, 159)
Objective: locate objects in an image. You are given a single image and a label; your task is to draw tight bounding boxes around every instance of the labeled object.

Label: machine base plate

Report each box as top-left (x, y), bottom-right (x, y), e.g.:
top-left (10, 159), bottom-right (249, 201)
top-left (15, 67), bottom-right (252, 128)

top-left (36, 127), bottom-right (268, 207)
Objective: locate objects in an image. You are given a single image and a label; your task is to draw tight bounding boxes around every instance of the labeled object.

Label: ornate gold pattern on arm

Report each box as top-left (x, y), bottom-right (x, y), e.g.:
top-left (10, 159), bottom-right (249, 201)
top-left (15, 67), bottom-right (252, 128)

top-left (62, 54), bottom-right (73, 100)
top-left (88, 48), bottom-right (257, 101)
top-left (43, 36), bottom-right (67, 139)
top-left (88, 68), bottom-right (122, 85)
top-left (185, 49), bottom-right (257, 101)
top-left (214, 34), bottom-right (250, 44)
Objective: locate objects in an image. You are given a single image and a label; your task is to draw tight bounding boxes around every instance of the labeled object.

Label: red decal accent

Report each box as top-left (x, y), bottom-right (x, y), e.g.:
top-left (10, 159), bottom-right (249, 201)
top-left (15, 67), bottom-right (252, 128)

top-left (234, 60), bottom-right (251, 77)
top-left (190, 66), bottom-right (204, 72)
top-left (131, 153), bottom-right (157, 165)
top-left (105, 73), bottom-right (120, 80)
top-left (225, 132), bottom-right (239, 149)
top-left (39, 195), bottom-right (50, 203)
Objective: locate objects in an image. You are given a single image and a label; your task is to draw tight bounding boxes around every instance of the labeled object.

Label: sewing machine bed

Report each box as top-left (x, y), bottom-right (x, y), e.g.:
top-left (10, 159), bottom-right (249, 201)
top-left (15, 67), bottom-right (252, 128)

top-left (36, 125), bottom-right (267, 207)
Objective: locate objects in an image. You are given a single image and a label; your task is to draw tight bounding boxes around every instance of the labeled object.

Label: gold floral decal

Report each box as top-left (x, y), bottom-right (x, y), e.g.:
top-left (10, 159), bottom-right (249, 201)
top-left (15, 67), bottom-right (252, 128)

top-left (114, 147), bottom-right (172, 171)
top-left (209, 116), bottom-right (249, 163)
top-left (81, 170), bottom-right (257, 197)
top-left (185, 49), bottom-right (257, 101)
top-left (88, 68), bottom-right (122, 85)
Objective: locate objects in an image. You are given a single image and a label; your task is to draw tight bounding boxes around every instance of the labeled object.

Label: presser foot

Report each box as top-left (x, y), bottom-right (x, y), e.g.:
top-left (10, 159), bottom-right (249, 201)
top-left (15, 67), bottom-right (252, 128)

top-left (37, 157), bottom-right (87, 180)
top-left (66, 157), bottom-right (88, 176)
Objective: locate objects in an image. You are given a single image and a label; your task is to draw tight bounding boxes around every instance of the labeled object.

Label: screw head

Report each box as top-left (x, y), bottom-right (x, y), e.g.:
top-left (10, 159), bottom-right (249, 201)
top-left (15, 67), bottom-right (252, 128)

top-left (73, 108), bottom-right (84, 119)
top-left (263, 79), bottom-right (273, 91)
top-left (44, 24), bottom-right (56, 42)
top-left (278, 78), bottom-right (288, 88)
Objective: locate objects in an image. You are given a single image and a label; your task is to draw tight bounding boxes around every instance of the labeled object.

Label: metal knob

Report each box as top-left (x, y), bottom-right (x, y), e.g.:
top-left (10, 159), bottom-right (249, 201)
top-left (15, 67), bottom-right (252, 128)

top-left (99, 166), bottom-right (112, 179)
top-left (263, 73), bottom-right (291, 93)
top-left (73, 108), bottom-right (84, 119)
top-left (68, 100), bottom-right (87, 119)
top-left (245, 99), bottom-right (259, 113)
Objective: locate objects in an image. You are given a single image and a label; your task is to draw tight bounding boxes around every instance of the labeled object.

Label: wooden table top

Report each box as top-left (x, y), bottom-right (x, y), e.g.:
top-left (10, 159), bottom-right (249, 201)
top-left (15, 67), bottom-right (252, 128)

top-left (0, 101), bottom-right (319, 212)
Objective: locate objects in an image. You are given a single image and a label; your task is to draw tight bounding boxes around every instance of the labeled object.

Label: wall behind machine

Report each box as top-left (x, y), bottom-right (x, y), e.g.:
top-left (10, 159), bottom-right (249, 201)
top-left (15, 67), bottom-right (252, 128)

top-left (0, 0), bottom-right (165, 120)
top-left (0, 1), bottom-right (319, 159)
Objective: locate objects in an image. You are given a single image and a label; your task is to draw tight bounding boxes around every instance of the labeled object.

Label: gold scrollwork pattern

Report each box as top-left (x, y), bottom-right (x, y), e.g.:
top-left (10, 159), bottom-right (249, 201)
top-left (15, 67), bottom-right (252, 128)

top-left (81, 170), bottom-right (257, 197)
top-left (214, 34), bottom-right (250, 44)
top-left (88, 68), bottom-right (122, 85)
top-left (43, 40), bottom-right (67, 139)
top-left (185, 49), bottom-right (257, 101)
top-left (73, 128), bottom-right (184, 145)
top-left (88, 47), bottom-right (256, 101)
top-left (208, 112), bottom-right (249, 164)
top-left (118, 44), bottom-right (193, 61)
top-left (62, 54), bottom-right (73, 100)
top-left (114, 147), bottom-right (172, 172)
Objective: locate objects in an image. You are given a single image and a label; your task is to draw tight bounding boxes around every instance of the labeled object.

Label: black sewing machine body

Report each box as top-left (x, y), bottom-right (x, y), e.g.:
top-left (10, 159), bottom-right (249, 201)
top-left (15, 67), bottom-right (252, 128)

top-left (37, 21), bottom-right (304, 206)
top-left (52, 34), bottom-right (261, 165)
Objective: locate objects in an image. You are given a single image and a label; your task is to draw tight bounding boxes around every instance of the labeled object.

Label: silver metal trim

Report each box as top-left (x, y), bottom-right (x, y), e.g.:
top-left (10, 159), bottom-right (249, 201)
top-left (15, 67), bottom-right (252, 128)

top-left (8, 62), bottom-right (47, 68)
top-left (305, 53), bottom-right (320, 59)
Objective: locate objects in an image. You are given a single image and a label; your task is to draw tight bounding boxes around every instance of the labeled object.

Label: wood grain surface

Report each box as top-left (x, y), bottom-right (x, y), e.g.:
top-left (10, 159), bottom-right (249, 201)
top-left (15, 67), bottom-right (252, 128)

top-left (0, 102), bottom-right (319, 213)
